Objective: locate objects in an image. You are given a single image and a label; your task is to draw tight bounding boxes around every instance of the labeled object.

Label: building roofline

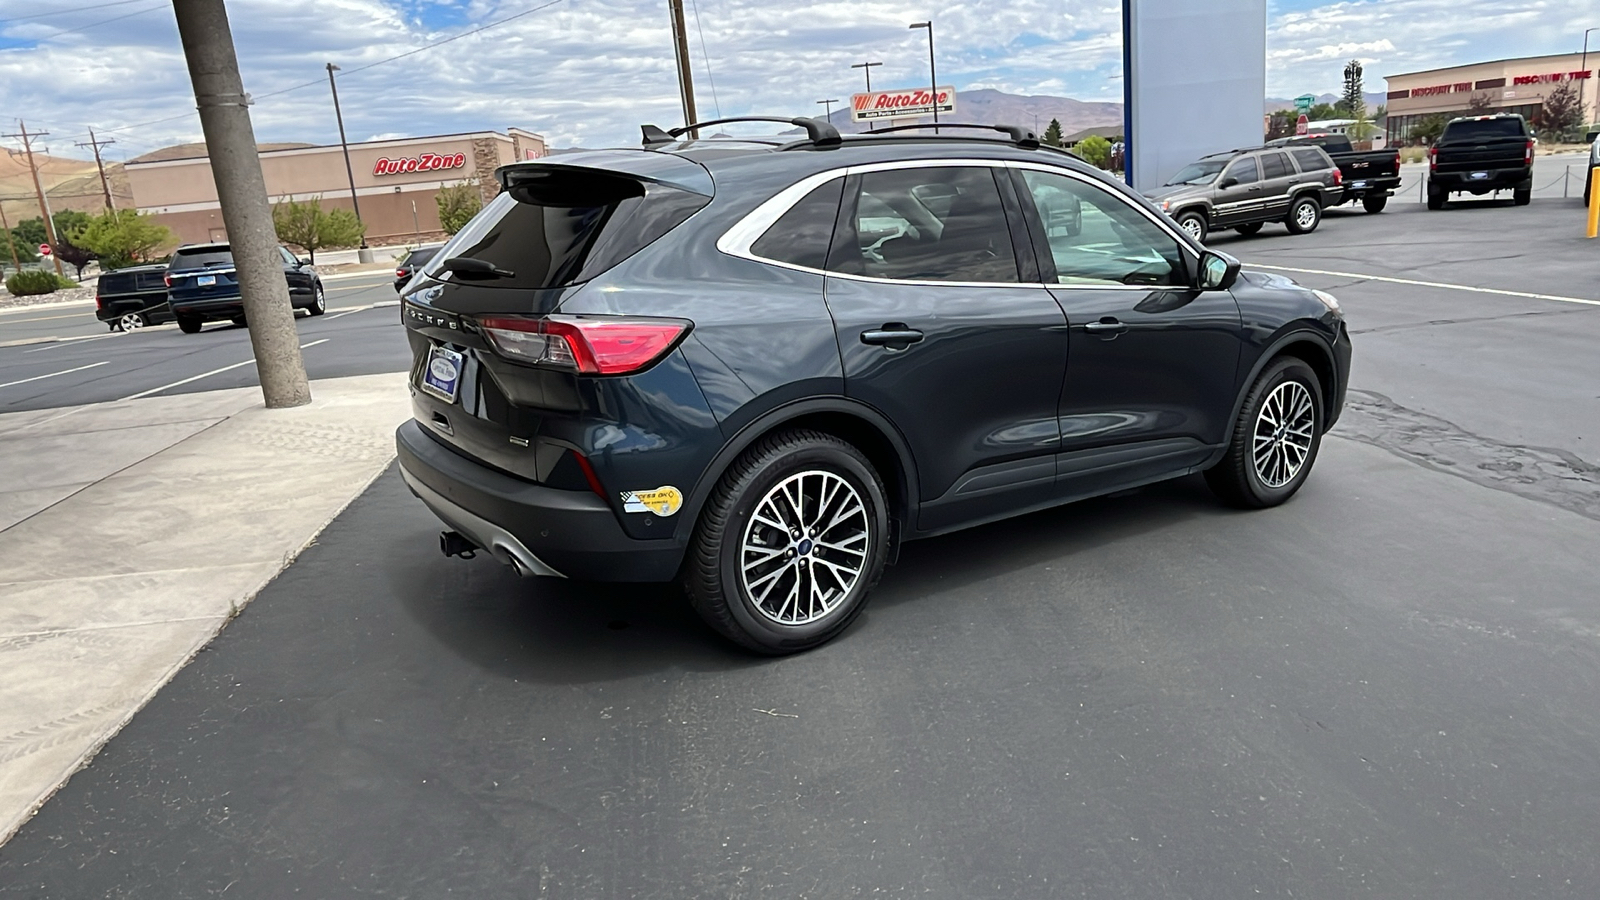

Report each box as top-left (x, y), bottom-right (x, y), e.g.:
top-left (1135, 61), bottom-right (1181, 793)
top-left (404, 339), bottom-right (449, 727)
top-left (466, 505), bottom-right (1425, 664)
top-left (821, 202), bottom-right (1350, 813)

top-left (125, 128), bottom-right (547, 169)
top-left (1385, 52), bottom-right (1588, 81)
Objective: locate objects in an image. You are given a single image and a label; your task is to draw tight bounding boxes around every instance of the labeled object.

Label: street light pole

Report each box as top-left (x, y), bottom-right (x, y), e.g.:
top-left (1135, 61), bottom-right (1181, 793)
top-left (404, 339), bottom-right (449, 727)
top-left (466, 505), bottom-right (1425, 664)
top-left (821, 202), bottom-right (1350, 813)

top-left (817, 98), bottom-right (839, 121)
top-left (326, 63), bottom-right (367, 250)
top-left (909, 21), bottom-right (938, 132)
top-left (851, 61), bottom-right (882, 131)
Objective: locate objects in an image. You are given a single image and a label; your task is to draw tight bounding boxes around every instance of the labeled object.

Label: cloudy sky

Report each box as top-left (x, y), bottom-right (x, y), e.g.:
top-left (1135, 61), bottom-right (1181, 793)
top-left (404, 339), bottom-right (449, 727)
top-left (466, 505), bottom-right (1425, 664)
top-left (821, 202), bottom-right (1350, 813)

top-left (0, 0), bottom-right (1592, 161)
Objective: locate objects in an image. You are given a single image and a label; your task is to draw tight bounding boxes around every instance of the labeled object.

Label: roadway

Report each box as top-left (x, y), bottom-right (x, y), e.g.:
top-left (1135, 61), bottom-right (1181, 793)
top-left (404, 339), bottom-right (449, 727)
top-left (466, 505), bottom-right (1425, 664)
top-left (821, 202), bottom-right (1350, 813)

top-left (2, 199), bottom-right (1599, 897)
top-left (0, 271), bottom-right (410, 412)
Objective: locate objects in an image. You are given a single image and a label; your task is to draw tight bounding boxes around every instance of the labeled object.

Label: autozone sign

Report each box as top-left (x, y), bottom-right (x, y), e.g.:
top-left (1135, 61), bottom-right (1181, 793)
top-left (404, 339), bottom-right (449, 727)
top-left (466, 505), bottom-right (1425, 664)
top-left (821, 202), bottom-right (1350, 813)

top-left (851, 87), bottom-right (957, 122)
top-left (372, 151), bottom-right (467, 176)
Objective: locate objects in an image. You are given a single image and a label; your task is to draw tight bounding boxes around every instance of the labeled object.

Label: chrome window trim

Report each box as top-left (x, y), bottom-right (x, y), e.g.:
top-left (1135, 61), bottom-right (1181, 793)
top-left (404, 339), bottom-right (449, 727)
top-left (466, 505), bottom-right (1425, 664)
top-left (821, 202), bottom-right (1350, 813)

top-left (717, 157), bottom-right (1198, 290)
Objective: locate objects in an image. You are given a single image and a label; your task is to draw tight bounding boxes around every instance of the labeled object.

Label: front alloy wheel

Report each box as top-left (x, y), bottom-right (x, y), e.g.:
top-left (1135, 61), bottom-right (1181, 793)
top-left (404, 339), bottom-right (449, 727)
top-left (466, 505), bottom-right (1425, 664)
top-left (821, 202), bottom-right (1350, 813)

top-left (116, 312), bottom-right (146, 332)
top-left (308, 282), bottom-right (326, 316)
top-left (1176, 211), bottom-right (1208, 243)
top-left (1205, 357), bottom-right (1324, 508)
top-left (687, 429), bottom-right (889, 654)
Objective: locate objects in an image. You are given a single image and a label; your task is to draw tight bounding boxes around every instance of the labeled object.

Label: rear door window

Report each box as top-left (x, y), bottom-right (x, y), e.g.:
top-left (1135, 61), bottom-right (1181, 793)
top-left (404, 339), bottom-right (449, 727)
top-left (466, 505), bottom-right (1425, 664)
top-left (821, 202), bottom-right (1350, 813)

top-left (1290, 148), bottom-right (1329, 171)
top-left (1261, 152), bottom-right (1291, 179)
top-left (827, 166), bottom-right (1018, 283)
top-left (424, 172), bottom-right (709, 289)
top-left (750, 177), bottom-right (844, 270)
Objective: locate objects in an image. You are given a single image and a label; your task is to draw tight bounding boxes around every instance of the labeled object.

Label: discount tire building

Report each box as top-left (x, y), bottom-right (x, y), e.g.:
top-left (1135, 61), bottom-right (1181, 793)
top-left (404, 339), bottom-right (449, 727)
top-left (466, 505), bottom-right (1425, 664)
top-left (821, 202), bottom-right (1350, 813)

top-left (1384, 53), bottom-right (1596, 143)
top-left (126, 128), bottom-right (546, 246)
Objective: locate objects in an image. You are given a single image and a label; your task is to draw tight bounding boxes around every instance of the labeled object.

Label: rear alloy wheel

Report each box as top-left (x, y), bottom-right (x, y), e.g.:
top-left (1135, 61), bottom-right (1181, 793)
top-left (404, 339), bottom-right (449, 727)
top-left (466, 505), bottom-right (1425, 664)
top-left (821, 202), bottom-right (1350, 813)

top-left (1284, 195), bottom-right (1322, 234)
top-left (1234, 222), bottom-right (1263, 236)
top-left (116, 312), bottom-right (146, 332)
top-left (1205, 357), bottom-right (1324, 509)
top-left (686, 430), bottom-right (889, 655)
top-left (1176, 210), bottom-right (1208, 243)
top-left (177, 316), bottom-right (203, 334)
top-left (308, 282), bottom-right (326, 315)
top-left (1362, 194), bottom-right (1388, 213)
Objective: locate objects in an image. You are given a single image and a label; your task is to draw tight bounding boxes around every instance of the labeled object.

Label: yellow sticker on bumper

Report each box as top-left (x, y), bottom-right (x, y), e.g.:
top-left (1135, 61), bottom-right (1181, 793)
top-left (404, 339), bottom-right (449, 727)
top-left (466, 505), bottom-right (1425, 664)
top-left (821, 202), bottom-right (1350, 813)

top-left (621, 486), bottom-right (683, 517)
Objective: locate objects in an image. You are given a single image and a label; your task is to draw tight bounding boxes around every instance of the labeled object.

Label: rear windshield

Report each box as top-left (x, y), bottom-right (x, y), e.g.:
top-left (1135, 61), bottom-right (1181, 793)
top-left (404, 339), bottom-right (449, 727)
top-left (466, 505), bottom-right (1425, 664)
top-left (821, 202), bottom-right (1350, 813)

top-left (402, 246), bottom-right (441, 267)
top-left (169, 247), bottom-right (234, 271)
top-left (1442, 118), bottom-right (1527, 141)
top-left (423, 171), bottom-right (709, 289)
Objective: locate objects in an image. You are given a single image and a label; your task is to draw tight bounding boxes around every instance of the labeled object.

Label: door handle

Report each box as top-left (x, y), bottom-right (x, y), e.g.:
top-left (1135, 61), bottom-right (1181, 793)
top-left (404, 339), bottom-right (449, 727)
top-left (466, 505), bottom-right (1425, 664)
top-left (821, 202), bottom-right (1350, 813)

top-left (1082, 318), bottom-right (1128, 338)
top-left (861, 325), bottom-right (925, 347)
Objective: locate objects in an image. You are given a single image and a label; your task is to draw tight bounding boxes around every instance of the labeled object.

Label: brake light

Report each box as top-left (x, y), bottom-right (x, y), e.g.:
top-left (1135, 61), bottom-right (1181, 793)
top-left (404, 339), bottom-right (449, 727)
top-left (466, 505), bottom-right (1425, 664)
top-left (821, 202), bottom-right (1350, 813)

top-left (396, 268), bottom-right (406, 278)
top-left (163, 274), bottom-right (173, 287)
top-left (1428, 146), bottom-right (1438, 173)
top-left (1394, 152), bottom-right (1401, 171)
top-left (1524, 139), bottom-right (1533, 166)
top-left (1331, 167), bottom-right (1342, 186)
top-left (478, 315), bottom-right (690, 375)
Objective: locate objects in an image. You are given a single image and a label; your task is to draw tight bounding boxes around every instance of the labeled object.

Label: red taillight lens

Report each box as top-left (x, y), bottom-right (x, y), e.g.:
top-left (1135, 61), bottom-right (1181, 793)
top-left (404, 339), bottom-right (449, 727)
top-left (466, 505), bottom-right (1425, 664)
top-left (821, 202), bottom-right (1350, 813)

top-left (163, 274), bottom-right (173, 287)
top-left (396, 268), bottom-right (406, 278)
top-left (1331, 167), bottom-right (1342, 186)
top-left (1428, 146), bottom-right (1438, 172)
top-left (1524, 139), bottom-right (1533, 166)
top-left (1394, 152), bottom-right (1401, 171)
top-left (478, 316), bottom-right (689, 375)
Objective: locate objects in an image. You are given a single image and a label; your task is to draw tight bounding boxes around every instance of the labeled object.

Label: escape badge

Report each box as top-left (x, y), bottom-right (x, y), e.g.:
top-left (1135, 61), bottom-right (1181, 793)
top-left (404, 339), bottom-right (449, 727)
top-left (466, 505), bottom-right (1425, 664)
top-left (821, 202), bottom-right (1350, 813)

top-left (621, 486), bottom-right (683, 517)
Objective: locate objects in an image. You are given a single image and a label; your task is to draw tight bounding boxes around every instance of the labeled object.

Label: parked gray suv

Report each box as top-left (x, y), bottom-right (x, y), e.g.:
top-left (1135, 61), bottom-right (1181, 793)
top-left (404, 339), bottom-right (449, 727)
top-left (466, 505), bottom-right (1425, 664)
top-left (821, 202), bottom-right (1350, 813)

top-left (1143, 145), bottom-right (1344, 243)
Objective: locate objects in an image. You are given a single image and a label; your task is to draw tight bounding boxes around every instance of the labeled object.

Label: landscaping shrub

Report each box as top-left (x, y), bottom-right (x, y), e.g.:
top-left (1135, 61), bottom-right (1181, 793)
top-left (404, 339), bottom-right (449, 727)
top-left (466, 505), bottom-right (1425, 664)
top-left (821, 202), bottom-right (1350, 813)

top-left (4, 269), bottom-right (72, 296)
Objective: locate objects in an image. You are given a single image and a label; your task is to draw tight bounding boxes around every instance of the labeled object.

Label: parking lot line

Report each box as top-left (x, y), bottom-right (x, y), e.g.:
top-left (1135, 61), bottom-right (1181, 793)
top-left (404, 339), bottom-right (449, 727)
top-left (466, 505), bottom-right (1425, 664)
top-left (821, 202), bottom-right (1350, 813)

top-left (0, 360), bottom-right (110, 390)
top-left (118, 339), bottom-right (331, 402)
top-left (24, 334), bottom-right (117, 353)
top-left (1246, 263), bottom-right (1600, 308)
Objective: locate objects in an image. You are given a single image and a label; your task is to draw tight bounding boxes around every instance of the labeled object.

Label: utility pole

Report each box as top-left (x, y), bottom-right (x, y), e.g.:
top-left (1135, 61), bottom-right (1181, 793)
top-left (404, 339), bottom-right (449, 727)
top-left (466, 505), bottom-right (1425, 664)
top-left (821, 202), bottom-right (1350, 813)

top-left (0, 201), bottom-right (21, 273)
top-left (2, 122), bottom-right (66, 277)
top-left (909, 21), bottom-right (939, 132)
top-left (851, 61), bottom-right (882, 132)
top-left (325, 63), bottom-right (368, 251)
top-left (172, 0), bottom-right (310, 408)
top-left (76, 127), bottom-right (117, 211)
top-left (668, 0), bottom-right (698, 138)
top-left (817, 98), bottom-right (839, 121)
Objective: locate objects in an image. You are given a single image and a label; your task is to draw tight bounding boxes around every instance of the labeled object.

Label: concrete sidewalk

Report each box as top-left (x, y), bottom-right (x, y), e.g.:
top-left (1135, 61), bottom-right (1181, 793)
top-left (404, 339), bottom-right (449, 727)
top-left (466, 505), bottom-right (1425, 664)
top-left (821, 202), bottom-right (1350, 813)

top-left (0, 373), bottom-right (412, 844)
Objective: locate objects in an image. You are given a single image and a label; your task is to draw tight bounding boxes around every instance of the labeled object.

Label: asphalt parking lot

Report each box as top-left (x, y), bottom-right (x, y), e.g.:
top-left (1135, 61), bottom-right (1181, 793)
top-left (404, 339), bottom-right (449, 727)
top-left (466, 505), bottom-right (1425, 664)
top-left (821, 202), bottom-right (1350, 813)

top-left (2, 196), bottom-right (1598, 898)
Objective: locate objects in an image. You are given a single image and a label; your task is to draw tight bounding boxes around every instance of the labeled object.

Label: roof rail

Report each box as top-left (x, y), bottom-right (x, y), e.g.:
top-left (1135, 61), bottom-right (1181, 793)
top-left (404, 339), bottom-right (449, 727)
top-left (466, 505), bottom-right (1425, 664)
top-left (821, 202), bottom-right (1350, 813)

top-left (850, 123), bottom-right (1041, 150)
top-left (640, 116), bottom-right (841, 149)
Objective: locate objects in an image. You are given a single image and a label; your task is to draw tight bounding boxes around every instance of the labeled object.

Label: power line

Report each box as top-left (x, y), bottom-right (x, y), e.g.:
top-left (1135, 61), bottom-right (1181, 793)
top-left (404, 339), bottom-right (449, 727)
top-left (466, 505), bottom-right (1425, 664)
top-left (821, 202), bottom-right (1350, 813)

top-left (9, 1), bottom-right (166, 42)
top-left (0, 0), bottom-right (145, 25)
top-left (688, 0), bottom-right (721, 119)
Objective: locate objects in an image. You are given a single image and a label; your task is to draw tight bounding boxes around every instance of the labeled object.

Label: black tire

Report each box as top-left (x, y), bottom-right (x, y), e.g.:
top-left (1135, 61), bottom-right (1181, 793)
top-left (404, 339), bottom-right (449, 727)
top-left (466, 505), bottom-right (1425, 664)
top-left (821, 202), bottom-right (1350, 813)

top-left (177, 316), bottom-right (202, 334)
top-left (307, 281), bottom-right (326, 316)
top-left (1512, 184), bottom-right (1531, 206)
top-left (1175, 210), bottom-right (1208, 244)
top-left (1426, 186), bottom-right (1445, 210)
top-left (1361, 194), bottom-right (1388, 213)
top-left (1585, 181), bottom-right (1592, 207)
top-left (1205, 357), bottom-right (1325, 509)
top-left (685, 429), bottom-right (890, 655)
top-left (1284, 195), bottom-right (1322, 234)
top-left (1234, 222), bottom-right (1263, 236)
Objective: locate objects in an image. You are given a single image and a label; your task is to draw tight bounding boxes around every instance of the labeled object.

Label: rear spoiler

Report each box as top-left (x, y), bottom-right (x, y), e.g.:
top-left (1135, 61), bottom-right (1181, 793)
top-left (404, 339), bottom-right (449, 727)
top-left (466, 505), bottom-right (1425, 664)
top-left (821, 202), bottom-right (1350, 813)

top-left (495, 151), bottom-right (714, 198)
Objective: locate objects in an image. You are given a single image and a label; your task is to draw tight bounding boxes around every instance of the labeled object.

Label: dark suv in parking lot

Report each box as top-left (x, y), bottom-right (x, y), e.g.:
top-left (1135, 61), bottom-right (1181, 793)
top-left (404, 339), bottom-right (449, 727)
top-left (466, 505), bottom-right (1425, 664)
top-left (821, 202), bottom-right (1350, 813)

top-left (95, 264), bottom-right (174, 331)
top-left (396, 118), bottom-right (1351, 654)
top-left (165, 243), bottom-right (327, 333)
top-left (394, 243), bottom-right (444, 292)
top-left (1144, 144), bottom-right (1343, 242)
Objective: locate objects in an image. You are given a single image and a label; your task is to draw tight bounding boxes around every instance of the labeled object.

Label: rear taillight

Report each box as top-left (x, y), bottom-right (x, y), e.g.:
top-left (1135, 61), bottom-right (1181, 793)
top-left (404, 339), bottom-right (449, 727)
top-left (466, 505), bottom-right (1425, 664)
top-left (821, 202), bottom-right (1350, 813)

top-left (396, 268), bottom-right (406, 278)
top-left (1524, 139), bottom-right (1533, 166)
top-left (1428, 146), bottom-right (1438, 172)
top-left (1394, 152), bottom-right (1401, 171)
top-left (478, 315), bottom-right (689, 375)
top-left (163, 274), bottom-right (173, 287)
top-left (1331, 167), bottom-right (1342, 186)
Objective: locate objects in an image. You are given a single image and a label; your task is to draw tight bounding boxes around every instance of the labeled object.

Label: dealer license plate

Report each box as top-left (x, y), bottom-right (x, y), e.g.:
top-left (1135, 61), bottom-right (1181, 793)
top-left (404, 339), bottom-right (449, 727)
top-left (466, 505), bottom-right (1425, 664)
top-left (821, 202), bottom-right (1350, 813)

top-left (197, 274), bottom-right (216, 287)
top-left (419, 345), bottom-right (464, 403)
top-left (1469, 171), bottom-right (1489, 180)
top-left (1350, 180), bottom-right (1367, 189)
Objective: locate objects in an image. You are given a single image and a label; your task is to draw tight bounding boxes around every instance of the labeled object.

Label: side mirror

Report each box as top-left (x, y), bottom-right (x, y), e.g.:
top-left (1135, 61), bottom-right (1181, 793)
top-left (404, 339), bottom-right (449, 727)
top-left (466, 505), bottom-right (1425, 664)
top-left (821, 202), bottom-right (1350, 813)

top-left (297, 257), bottom-right (309, 267)
top-left (1198, 250), bottom-right (1241, 291)
top-left (1218, 177), bottom-right (1239, 189)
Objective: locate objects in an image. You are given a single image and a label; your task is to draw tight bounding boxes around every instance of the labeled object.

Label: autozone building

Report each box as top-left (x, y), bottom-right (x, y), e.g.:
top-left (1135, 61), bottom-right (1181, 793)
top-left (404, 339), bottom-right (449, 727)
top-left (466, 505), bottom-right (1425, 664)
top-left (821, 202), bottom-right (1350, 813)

top-left (1384, 53), bottom-right (1597, 143)
top-left (126, 128), bottom-right (546, 246)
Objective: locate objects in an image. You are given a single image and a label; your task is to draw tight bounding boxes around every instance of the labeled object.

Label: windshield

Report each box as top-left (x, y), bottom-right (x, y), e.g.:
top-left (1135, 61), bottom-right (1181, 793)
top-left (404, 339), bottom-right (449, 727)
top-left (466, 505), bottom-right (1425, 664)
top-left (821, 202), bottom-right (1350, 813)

top-left (1165, 160), bottom-right (1226, 186)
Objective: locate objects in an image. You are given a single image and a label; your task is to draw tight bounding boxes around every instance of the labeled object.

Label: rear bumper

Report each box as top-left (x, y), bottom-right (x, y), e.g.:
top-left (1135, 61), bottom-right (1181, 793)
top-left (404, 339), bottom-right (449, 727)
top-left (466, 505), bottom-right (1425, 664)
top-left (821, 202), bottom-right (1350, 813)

top-left (395, 420), bottom-right (686, 582)
top-left (170, 296), bottom-right (244, 319)
top-left (1338, 176), bottom-right (1400, 197)
top-left (1431, 168), bottom-right (1530, 191)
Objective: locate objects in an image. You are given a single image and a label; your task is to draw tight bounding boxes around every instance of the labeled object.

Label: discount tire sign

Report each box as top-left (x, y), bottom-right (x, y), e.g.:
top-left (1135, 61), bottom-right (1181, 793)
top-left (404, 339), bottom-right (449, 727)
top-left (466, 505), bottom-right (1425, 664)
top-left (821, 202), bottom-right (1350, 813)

top-left (372, 151), bottom-right (467, 177)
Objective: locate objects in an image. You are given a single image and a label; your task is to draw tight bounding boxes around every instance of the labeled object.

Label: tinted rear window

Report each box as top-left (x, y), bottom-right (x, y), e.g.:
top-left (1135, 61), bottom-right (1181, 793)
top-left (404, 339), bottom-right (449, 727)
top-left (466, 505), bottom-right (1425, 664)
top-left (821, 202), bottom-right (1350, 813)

top-left (169, 248), bottom-right (234, 271)
top-left (1442, 118), bottom-right (1527, 141)
top-left (403, 246), bottom-right (441, 268)
top-left (1261, 152), bottom-right (1291, 179)
top-left (98, 273), bottom-right (134, 293)
top-left (1290, 148), bottom-right (1329, 171)
top-left (751, 177), bottom-right (844, 270)
top-left (423, 171), bottom-right (709, 289)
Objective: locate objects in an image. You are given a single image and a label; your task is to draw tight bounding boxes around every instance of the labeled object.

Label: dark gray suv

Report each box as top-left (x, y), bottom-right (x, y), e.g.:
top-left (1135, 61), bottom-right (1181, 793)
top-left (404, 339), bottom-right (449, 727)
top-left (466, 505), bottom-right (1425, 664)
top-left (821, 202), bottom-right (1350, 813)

top-left (1144, 145), bottom-right (1344, 242)
top-left (397, 118), bottom-right (1352, 654)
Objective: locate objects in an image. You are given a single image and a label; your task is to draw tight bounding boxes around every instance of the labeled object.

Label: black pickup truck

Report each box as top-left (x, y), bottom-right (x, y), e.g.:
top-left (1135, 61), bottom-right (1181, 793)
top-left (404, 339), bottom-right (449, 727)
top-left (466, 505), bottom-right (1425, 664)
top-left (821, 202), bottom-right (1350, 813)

top-left (1426, 114), bottom-right (1533, 210)
top-left (1268, 133), bottom-right (1401, 213)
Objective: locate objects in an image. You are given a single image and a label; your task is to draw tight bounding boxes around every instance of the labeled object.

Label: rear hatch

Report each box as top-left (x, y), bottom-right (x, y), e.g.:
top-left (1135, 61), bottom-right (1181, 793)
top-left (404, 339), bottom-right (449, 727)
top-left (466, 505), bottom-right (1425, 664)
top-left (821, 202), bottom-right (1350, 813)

top-left (402, 152), bottom-right (712, 483)
top-left (166, 246), bottom-right (239, 303)
top-left (1434, 119), bottom-right (1530, 173)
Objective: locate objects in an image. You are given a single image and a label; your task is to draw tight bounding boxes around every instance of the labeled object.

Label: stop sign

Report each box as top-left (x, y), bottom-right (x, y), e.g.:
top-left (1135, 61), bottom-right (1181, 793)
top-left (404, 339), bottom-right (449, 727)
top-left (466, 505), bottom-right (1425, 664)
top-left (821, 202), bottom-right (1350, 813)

top-left (38, 243), bottom-right (52, 256)
top-left (1295, 114), bottom-right (1309, 136)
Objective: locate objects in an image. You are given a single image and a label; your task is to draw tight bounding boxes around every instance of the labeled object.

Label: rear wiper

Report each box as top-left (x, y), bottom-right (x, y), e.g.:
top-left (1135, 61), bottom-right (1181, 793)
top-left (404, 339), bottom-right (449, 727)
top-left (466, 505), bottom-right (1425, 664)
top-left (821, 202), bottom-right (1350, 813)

top-left (441, 257), bottom-right (516, 280)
